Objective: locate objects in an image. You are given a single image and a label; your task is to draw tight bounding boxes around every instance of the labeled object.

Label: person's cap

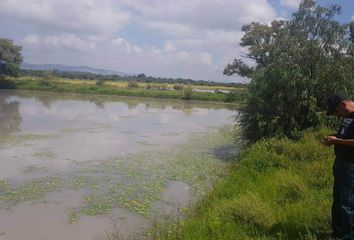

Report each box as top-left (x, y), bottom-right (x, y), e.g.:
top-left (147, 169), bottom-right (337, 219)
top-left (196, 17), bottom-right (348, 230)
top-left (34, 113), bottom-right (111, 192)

top-left (326, 93), bottom-right (348, 115)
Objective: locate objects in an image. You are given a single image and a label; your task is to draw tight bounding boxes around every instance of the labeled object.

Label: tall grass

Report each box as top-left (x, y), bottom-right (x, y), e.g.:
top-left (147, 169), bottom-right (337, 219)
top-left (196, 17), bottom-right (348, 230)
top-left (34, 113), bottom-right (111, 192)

top-left (148, 128), bottom-right (334, 240)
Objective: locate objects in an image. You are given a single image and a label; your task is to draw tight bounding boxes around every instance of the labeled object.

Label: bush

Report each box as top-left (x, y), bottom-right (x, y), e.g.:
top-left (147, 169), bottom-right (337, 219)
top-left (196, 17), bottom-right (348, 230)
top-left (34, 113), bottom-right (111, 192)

top-left (0, 79), bottom-right (17, 89)
top-left (127, 81), bottom-right (139, 88)
top-left (183, 85), bottom-right (193, 100)
top-left (173, 84), bottom-right (185, 91)
top-left (95, 79), bottom-right (105, 86)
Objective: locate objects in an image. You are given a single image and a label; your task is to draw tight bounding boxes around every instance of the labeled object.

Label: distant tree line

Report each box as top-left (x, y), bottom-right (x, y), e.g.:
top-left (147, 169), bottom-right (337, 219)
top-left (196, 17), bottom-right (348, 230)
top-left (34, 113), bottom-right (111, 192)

top-left (20, 69), bottom-right (247, 88)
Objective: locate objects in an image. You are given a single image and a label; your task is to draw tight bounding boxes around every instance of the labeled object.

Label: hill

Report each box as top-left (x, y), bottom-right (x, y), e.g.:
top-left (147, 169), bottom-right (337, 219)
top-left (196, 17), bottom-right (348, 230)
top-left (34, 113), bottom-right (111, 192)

top-left (21, 63), bottom-right (128, 76)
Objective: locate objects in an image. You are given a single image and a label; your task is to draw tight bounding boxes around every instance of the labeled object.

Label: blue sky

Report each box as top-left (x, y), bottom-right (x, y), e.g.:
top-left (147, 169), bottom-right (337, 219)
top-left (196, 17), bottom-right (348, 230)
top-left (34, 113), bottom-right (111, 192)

top-left (0, 0), bottom-right (353, 83)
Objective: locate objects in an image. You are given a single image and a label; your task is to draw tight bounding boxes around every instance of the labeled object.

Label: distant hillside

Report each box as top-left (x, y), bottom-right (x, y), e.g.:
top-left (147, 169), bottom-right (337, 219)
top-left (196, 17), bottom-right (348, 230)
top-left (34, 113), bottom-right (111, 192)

top-left (21, 63), bottom-right (128, 76)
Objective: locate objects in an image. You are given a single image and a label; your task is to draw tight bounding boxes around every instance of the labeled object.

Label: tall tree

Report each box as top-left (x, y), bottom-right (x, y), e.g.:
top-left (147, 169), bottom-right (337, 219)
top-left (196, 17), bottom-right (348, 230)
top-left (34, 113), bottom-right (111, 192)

top-left (225, 0), bottom-right (354, 142)
top-left (0, 39), bottom-right (23, 79)
top-left (349, 21), bottom-right (354, 56)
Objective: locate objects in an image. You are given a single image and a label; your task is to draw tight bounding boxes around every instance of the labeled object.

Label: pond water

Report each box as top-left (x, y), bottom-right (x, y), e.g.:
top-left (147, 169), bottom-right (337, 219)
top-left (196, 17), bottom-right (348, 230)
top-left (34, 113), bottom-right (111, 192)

top-left (0, 90), bottom-right (238, 240)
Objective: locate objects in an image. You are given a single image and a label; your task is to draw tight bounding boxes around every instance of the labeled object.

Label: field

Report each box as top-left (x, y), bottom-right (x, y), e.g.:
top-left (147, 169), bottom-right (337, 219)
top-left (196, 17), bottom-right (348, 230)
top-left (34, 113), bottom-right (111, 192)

top-left (1, 77), bottom-right (247, 103)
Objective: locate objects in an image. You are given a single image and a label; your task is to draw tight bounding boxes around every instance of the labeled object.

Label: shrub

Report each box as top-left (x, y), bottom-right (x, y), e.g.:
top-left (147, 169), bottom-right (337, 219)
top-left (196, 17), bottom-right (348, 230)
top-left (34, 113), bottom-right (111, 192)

top-left (95, 79), bottom-right (105, 86)
top-left (183, 85), bottom-right (193, 100)
top-left (127, 81), bottom-right (139, 88)
top-left (0, 79), bottom-right (16, 89)
top-left (173, 84), bottom-right (185, 91)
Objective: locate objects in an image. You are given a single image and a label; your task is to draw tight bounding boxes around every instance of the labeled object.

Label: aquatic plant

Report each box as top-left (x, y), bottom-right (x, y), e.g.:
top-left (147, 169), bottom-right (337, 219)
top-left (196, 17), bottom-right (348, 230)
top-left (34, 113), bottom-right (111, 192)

top-left (0, 133), bottom-right (56, 149)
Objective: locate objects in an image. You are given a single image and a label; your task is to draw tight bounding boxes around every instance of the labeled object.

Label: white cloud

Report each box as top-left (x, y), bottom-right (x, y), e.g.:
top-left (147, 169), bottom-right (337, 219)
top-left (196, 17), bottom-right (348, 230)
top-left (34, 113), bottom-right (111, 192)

top-left (111, 38), bottom-right (142, 54)
top-left (24, 34), bottom-right (40, 44)
top-left (176, 52), bottom-right (190, 60)
top-left (280, 0), bottom-right (301, 9)
top-left (173, 39), bottom-right (205, 48)
top-left (205, 30), bottom-right (243, 46)
top-left (2, 0), bottom-right (277, 82)
top-left (23, 34), bottom-right (96, 51)
top-left (144, 21), bottom-right (191, 37)
top-left (163, 42), bottom-right (177, 52)
top-left (200, 53), bottom-right (212, 65)
top-left (0, 0), bottom-right (131, 35)
top-left (125, 0), bottom-right (275, 32)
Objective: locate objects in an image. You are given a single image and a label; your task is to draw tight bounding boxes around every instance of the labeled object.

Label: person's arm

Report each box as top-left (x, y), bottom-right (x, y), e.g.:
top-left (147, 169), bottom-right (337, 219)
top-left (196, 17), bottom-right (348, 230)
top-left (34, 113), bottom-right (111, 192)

top-left (323, 135), bottom-right (354, 147)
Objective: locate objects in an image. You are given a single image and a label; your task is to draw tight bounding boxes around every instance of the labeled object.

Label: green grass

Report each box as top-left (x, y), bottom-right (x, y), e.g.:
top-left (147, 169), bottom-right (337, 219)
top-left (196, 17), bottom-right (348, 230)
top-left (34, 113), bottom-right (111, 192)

top-left (148, 128), bottom-right (334, 240)
top-left (0, 78), bottom-right (246, 103)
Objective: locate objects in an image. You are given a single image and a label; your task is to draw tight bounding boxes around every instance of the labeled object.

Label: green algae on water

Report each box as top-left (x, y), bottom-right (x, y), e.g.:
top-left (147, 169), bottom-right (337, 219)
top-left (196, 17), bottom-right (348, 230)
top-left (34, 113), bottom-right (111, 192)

top-left (66, 125), bottom-right (235, 218)
top-left (32, 148), bottom-right (56, 159)
top-left (0, 126), bottom-right (236, 221)
top-left (0, 176), bottom-right (62, 208)
top-left (0, 134), bottom-right (56, 149)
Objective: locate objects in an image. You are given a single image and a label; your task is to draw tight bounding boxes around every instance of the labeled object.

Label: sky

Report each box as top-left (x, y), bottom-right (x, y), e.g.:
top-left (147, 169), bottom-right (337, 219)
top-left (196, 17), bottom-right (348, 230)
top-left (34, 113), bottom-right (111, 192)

top-left (0, 0), bottom-right (353, 83)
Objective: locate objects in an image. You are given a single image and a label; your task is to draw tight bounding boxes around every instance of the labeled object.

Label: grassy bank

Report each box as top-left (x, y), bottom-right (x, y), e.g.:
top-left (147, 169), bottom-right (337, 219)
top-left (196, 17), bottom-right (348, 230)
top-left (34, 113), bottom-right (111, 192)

top-left (149, 129), bottom-right (333, 240)
top-left (0, 78), bottom-right (246, 103)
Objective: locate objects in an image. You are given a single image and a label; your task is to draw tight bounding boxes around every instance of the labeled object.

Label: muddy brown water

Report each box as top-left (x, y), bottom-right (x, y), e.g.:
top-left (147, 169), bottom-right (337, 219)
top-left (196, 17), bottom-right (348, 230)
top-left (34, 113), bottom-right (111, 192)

top-left (0, 90), bottom-right (237, 240)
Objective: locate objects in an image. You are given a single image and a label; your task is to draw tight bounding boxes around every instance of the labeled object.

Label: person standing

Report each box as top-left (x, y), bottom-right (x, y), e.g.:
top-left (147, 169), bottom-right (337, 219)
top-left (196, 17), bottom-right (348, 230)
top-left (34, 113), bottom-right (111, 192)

top-left (323, 93), bottom-right (354, 239)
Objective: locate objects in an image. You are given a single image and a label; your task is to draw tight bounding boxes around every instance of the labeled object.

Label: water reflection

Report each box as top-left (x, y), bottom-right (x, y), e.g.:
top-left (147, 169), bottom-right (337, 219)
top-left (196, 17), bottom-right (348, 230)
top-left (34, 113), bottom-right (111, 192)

top-left (35, 94), bottom-right (55, 109)
top-left (7, 90), bottom-right (237, 113)
top-left (0, 94), bottom-right (22, 135)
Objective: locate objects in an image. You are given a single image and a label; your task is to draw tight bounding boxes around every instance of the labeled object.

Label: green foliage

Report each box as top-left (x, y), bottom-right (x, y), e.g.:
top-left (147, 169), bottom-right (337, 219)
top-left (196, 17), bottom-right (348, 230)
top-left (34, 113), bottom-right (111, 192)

top-left (182, 85), bottom-right (193, 100)
top-left (225, 0), bottom-right (354, 142)
top-left (39, 71), bottom-right (53, 86)
top-left (149, 129), bottom-right (333, 240)
top-left (40, 70), bottom-right (54, 81)
top-left (95, 79), bottom-right (105, 86)
top-left (0, 79), bottom-right (17, 89)
top-left (173, 84), bottom-right (185, 91)
top-left (0, 38), bottom-right (23, 79)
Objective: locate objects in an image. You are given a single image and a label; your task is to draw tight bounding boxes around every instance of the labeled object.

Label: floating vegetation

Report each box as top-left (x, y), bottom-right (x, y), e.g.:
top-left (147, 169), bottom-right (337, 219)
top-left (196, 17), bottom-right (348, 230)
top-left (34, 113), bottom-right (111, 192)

top-left (161, 132), bottom-right (180, 137)
top-left (120, 115), bottom-right (135, 119)
top-left (60, 123), bottom-right (113, 135)
top-left (93, 123), bottom-right (113, 129)
top-left (0, 125), bottom-right (236, 223)
top-left (59, 127), bottom-right (100, 134)
top-left (120, 130), bottom-right (136, 135)
top-left (32, 148), bottom-right (56, 159)
top-left (65, 125), bottom-right (235, 219)
top-left (0, 134), bottom-right (56, 149)
top-left (23, 165), bottom-right (46, 174)
top-left (0, 176), bottom-right (62, 207)
top-left (60, 128), bottom-right (83, 133)
top-left (69, 211), bottom-right (78, 224)
top-left (0, 179), bottom-right (10, 192)
top-left (136, 141), bottom-right (155, 147)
